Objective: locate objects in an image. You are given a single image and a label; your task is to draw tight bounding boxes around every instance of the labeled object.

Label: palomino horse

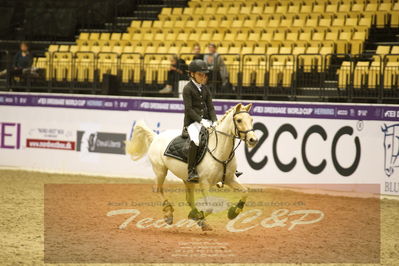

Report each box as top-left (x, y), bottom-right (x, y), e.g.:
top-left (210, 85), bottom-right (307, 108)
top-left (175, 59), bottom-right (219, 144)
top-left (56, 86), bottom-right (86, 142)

top-left (126, 103), bottom-right (258, 230)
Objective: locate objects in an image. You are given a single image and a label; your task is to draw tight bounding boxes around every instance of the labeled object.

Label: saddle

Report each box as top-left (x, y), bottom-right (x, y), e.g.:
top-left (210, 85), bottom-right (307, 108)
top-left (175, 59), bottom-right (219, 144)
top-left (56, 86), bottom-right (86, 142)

top-left (164, 126), bottom-right (208, 165)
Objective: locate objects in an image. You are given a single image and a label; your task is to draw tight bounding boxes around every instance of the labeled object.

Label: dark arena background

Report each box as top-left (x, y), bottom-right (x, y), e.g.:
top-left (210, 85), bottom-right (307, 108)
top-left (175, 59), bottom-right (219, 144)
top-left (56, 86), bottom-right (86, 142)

top-left (0, 0), bottom-right (399, 265)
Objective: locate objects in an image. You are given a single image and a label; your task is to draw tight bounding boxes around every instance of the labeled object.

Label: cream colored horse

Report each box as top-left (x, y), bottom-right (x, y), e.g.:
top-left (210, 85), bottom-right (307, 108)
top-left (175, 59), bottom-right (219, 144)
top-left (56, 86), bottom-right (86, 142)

top-left (126, 103), bottom-right (258, 231)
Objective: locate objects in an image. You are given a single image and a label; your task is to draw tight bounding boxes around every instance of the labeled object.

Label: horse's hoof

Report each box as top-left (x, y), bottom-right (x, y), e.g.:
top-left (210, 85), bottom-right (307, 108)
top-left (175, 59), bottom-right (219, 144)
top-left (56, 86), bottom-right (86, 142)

top-left (227, 206), bottom-right (242, 220)
top-left (202, 223), bottom-right (213, 231)
top-left (198, 219), bottom-right (213, 231)
top-left (164, 215), bottom-right (173, 225)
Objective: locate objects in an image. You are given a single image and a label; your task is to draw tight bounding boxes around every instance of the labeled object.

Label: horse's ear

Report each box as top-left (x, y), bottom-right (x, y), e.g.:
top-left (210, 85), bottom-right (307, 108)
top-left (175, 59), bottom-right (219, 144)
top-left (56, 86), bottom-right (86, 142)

top-left (235, 103), bottom-right (242, 112)
top-left (245, 103), bottom-right (253, 111)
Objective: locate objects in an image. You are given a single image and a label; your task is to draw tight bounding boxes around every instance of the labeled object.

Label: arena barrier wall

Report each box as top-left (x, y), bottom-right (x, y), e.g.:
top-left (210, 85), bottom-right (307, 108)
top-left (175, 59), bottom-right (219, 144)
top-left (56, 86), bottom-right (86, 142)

top-left (0, 92), bottom-right (398, 196)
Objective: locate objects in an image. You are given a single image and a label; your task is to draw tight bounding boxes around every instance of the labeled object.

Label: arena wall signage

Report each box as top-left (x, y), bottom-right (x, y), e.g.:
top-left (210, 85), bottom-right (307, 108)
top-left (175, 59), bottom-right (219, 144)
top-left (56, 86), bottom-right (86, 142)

top-left (0, 92), bottom-right (398, 196)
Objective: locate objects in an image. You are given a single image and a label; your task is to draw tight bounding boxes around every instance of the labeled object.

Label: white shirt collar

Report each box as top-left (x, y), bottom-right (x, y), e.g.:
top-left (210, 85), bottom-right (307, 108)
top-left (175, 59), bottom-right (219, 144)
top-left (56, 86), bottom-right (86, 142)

top-left (191, 79), bottom-right (202, 92)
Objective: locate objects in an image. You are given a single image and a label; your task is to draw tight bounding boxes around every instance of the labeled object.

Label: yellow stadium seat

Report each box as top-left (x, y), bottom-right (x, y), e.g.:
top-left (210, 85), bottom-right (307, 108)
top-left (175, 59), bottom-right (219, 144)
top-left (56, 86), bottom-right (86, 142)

top-left (313, 3), bottom-right (325, 14)
top-left (383, 62), bottom-right (399, 89)
top-left (159, 8), bottom-right (172, 20)
top-left (262, 5), bottom-right (274, 15)
top-left (229, 46), bottom-right (241, 54)
top-left (339, 4), bottom-right (350, 13)
top-left (367, 61), bottom-right (381, 89)
top-left (52, 52), bottom-right (73, 81)
top-left (141, 21), bottom-right (153, 29)
top-left (196, 19), bottom-right (208, 29)
top-left (58, 45), bottom-right (70, 52)
top-left (255, 19), bottom-right (268, 29)
top-left (280, 18), bottom-right (293, 28)
top-left (373, 46), bottom-right (391, 62)
top-left (292, 18), bottom-right (306, 28)
top-left (220, 19), bottom-right (232, 28)
top-left (351, 31), bottom-right (367, 55)
top-left (268, 18), bottom-right (280, 28)
top-left (231, 20), bottom-right (244, 29)
top-left (352, 3), bottom-right (364, 13)
top-left (387, 46), bottom-right (399, 62)
top-left (240, 6), bottom-right (252, 15)
top-left (300, 4), bottom-right (312, 14)
top-left (312, 31), bottom-right (325, 42)
top-left (236, 31), bottom-right (248, 41)
top-left (70, 45), bottom-right (79, 54)
top-left (121, 53), bottom-right (141, 83)
top-left (299, 46), bottom-right (322, 72)
top-left (248, 32), bottom-right (261, 43)
top-left (325, 4), bottom-right (338, 14)
top-left (306, 18), bottom-right (318, 28)
top-left (111, 46), bottom-right (123, 55)
top-left (241, 46), bottom-right (253, 54)
top-left (228, 6), bottom-right (240, 15)
top-left (391, 12), bottom-right (399, 27)
top-left (337, 61), bottom-right (352, 89)
top-left (243, 19), bottom-right (256, 29)
top-left (224, 32), bottom-right (236, 42)
top-left (89, 32), bottom-right (100, 40)
top-left (353, 61), bottom-right (370, 89)
top-left (332, 17), bottom-right (345, 28)
top-left (269, 61), bottom-right (294, 88)
top-left (270, 31), bottom-right (285, 46)
top-left (212, 32), bottom-right (224, 42)
top-left (336, 31), bottom-right (352, 54)
top-left (251, 6), bottom-right (266, 15)
top-left (75, 52), bottom-right (95, 82)
top-left (288, 4), bottom-right (300, 14)
top-left (152, 20), bottom-right (163, 29)
top-left (319, 17), bottom-right (332, 28)
top-left (276, 5), bottom-right (288, 14)
top-left (253, 45), bottom-right (266, 54)
top-left (242, 54), bottom-right (266, 86)
top-left (97, 53), bottom-right (118, 82)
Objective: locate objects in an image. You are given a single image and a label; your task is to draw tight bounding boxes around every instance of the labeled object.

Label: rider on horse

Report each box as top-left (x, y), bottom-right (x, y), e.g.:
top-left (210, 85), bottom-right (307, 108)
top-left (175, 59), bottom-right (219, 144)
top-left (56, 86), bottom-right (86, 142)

top-left (183, 59), bottom-right (242, 183)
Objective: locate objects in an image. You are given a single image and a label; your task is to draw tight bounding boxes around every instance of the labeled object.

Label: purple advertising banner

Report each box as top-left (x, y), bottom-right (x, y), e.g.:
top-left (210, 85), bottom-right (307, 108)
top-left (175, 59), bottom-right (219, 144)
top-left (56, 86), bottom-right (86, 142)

top-left (1, 92), bottom-right (399, 121)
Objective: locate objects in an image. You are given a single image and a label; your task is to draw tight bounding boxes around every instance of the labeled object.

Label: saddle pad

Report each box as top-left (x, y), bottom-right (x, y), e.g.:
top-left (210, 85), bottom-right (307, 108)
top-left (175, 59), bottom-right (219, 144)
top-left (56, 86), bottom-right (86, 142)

top-left (164, 127), bottom-right (208, 164)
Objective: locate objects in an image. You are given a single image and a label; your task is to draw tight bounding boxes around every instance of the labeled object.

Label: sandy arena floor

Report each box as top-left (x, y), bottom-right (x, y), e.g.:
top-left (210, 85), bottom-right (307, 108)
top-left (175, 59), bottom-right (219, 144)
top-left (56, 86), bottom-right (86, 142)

top-left (0, 169), bottom-right (398, 266)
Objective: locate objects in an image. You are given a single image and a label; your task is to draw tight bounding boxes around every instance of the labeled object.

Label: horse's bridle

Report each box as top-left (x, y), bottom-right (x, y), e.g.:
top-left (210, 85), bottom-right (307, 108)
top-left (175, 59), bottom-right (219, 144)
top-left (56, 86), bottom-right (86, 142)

top-left (206, 110), bottom-right (254, 187)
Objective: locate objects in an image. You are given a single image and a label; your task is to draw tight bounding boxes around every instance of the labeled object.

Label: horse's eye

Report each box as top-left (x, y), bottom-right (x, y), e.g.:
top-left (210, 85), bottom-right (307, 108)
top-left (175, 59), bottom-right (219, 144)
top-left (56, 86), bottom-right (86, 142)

top-left (237, 119), bottom-right (242, 123)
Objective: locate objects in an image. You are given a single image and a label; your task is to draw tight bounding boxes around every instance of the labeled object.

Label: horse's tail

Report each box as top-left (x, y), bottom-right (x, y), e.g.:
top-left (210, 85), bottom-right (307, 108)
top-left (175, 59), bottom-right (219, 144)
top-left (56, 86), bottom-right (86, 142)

top-left (125, 120), bottom-right (156, 161)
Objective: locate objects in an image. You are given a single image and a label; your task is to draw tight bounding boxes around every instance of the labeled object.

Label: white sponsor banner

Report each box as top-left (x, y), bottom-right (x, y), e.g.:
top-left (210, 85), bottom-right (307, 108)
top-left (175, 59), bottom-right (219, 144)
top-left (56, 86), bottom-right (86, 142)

top-left (0, 104), bottom-right (398, 196)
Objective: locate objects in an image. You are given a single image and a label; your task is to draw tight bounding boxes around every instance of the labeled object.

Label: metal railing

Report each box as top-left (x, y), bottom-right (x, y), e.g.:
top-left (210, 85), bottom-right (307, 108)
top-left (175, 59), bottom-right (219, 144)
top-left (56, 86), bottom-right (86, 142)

top-left (1, 51), bottom-right (399, 102)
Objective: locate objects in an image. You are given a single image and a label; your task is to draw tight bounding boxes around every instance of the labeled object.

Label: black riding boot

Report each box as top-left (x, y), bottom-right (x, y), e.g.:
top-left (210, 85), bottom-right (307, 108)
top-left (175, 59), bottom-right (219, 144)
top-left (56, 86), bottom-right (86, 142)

top-left (187, 141), bottom-right (200, 183)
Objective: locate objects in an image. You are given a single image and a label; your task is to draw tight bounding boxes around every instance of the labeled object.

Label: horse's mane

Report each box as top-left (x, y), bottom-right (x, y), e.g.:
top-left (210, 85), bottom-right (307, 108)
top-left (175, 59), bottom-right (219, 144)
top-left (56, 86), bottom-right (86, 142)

top-left (217, 104), bottom-right (238, 124)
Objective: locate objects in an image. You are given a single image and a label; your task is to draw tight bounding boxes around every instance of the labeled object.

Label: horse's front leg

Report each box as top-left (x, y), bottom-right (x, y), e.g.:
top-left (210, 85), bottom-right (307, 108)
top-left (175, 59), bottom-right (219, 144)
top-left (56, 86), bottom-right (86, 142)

top-left (226, 178), bottom-right (248, 220)
top-left (184, 181), bottom-right (212, 231)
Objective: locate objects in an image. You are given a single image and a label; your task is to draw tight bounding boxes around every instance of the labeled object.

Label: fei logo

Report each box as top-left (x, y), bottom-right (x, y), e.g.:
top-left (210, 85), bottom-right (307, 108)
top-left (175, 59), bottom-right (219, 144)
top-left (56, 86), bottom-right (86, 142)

top-left (0, 122), bottom-right (21, 149)
top-left (381, 123), bottom-right (399, 177)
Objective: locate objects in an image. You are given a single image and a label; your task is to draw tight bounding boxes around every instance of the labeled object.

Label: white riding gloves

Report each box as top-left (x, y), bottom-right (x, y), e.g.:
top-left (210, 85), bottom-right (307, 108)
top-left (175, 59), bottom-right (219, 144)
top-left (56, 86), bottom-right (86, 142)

top-left (200, 119), bottom-right (212, 128)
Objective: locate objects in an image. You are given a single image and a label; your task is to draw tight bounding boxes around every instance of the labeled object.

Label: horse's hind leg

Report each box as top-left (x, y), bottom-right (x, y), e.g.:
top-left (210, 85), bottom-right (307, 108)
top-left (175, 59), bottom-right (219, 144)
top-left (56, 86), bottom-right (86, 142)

top-left (153, 166), bottom-right (174, 225)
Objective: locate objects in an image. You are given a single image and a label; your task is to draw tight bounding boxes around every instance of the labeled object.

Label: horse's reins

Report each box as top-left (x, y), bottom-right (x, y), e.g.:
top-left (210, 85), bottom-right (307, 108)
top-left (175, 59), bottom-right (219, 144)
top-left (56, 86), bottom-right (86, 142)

top-left (206, 110), bottom-right (254, 188)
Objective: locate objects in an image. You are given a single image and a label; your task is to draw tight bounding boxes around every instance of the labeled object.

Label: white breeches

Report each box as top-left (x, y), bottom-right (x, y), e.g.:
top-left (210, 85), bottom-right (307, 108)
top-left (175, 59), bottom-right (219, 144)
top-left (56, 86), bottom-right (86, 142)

top-left (187, 122), bottom-right (202, 146)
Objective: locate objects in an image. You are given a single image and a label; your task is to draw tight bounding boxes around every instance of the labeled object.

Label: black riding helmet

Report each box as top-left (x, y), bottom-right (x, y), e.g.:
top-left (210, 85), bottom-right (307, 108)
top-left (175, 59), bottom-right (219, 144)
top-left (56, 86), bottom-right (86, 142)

top-left (188, 59), bottom-right (209, 73)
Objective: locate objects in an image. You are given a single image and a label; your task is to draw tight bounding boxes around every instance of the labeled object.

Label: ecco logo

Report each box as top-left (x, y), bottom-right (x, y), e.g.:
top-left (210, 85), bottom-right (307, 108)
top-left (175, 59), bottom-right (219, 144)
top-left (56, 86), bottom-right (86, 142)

top-left (245, 123), bottom-right (361, 176)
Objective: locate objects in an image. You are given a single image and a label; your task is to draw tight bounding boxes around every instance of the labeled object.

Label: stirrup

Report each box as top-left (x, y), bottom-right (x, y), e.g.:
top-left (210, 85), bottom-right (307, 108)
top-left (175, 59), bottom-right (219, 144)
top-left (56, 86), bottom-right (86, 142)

top-left (187, 170), bottom-right (199, 183)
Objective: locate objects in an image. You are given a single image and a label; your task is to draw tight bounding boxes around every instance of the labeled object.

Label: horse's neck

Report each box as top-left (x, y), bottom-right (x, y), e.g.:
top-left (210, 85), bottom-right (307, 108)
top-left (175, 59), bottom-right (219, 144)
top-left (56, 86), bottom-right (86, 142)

top-left (209, 115), bottom-right (235, 161)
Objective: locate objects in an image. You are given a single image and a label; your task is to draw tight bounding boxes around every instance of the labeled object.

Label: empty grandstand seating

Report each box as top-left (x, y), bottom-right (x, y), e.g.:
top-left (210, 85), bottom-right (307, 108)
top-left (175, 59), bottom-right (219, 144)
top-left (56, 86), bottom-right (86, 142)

top-left (28, 0), bottom-right (399, 98)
